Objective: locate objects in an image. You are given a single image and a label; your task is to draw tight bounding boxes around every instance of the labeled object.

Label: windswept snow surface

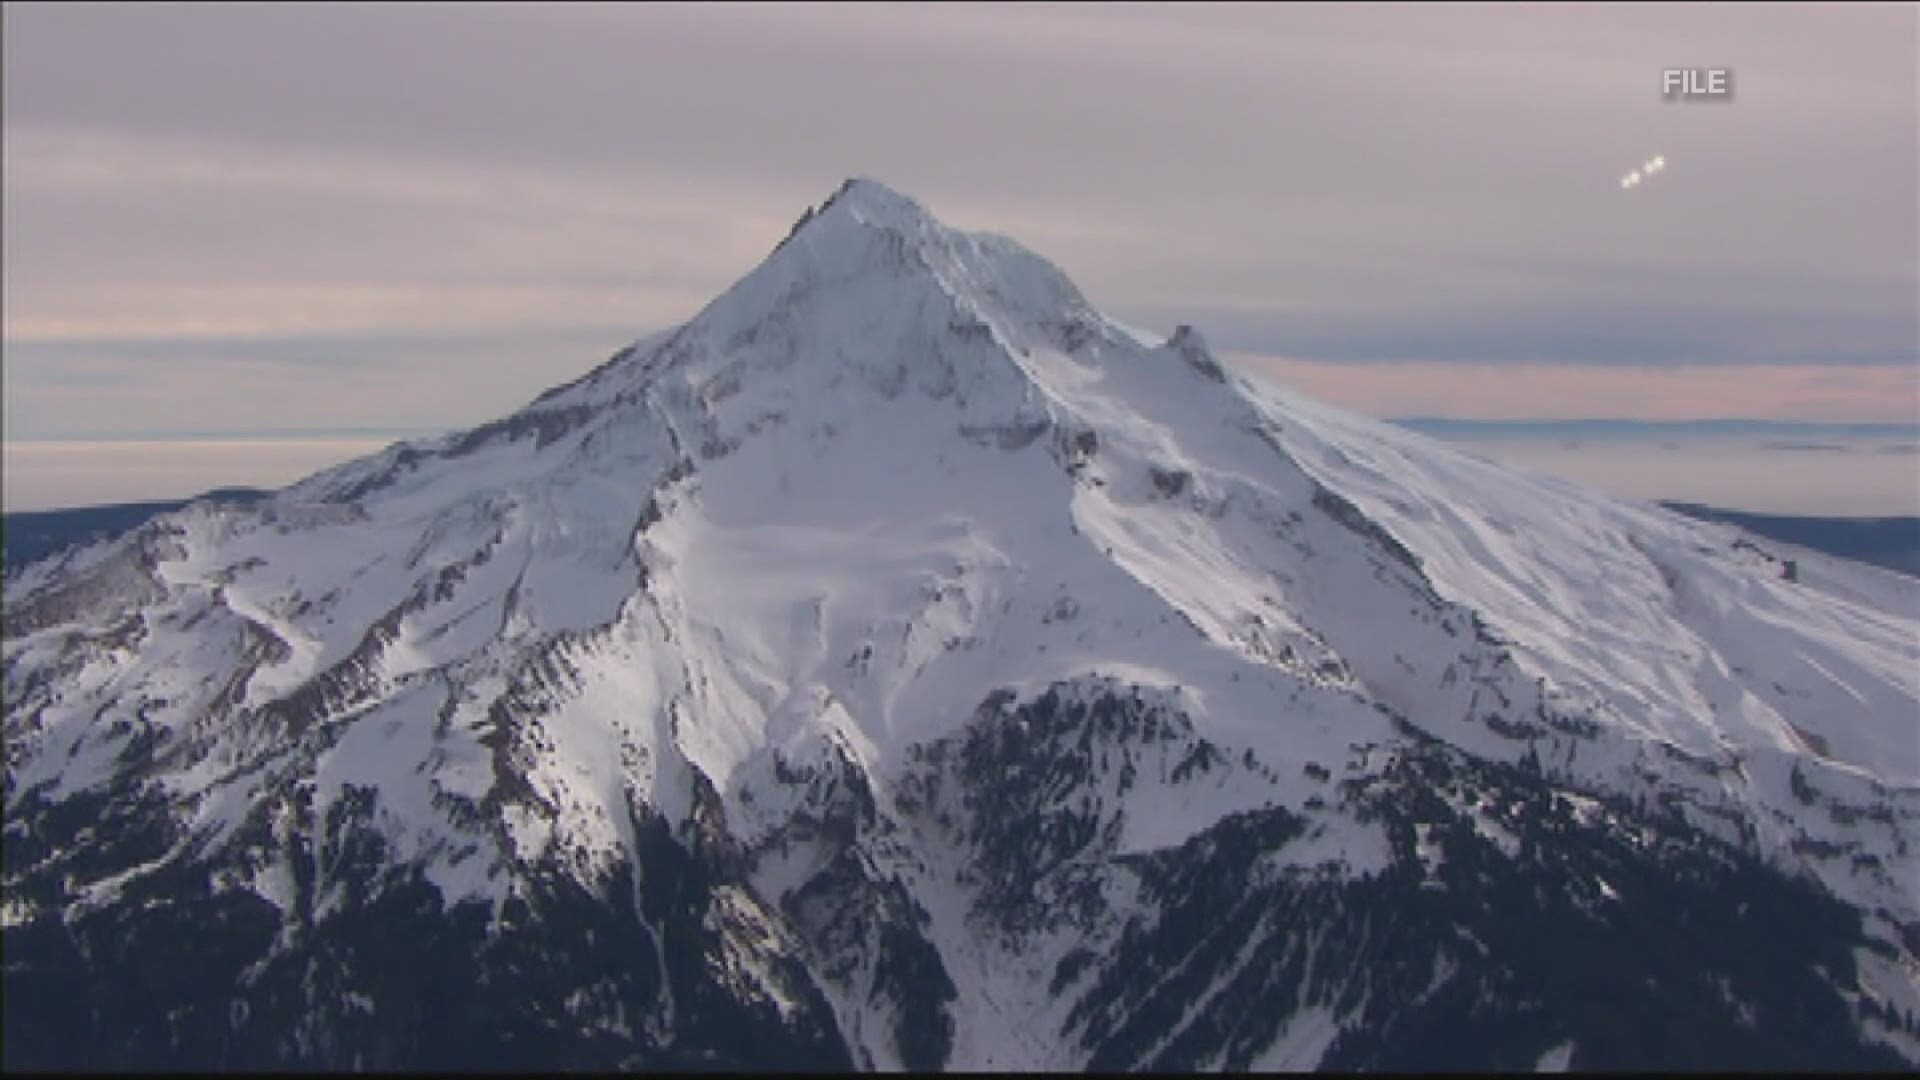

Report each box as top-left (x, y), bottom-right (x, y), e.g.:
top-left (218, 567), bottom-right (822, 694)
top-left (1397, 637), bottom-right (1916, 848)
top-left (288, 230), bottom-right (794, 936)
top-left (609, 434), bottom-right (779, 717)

top-left (6, 178), bottom-right (1918, 1070)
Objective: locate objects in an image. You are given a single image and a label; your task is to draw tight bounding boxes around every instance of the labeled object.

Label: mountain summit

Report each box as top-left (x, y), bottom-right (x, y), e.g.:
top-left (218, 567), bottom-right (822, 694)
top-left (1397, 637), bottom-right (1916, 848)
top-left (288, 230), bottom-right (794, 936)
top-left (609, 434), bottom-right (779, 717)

top-left (6, 181), bottom-right (1918, 1071)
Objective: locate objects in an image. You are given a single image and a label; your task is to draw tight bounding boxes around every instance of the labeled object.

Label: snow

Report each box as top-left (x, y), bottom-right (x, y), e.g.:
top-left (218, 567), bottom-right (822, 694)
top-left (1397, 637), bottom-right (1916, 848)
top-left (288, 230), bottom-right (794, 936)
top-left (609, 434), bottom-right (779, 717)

top-left (0, 894), bottom-right (33, 929)
top-left (1248, 1006), bottom-right (1345, 1071)
top-left (1535, 1040), bottom-right (1576, 1071)
top-left (5, 177), bottom-right (1918, 1069)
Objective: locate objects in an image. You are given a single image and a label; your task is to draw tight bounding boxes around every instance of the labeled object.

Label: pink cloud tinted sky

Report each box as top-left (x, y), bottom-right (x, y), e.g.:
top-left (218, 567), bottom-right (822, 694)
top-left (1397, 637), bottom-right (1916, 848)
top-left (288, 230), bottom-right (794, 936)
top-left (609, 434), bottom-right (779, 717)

top-left (1231, 356), bottom-right (1920, 423)
top-left (2, 2), bottom-right (1914, 448)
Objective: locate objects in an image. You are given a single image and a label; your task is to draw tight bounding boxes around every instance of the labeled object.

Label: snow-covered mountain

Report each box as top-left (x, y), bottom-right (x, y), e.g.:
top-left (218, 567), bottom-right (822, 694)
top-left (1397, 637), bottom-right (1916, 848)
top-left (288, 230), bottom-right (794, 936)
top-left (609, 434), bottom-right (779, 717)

top-left (5, 178), bottom-right (1917, 1071)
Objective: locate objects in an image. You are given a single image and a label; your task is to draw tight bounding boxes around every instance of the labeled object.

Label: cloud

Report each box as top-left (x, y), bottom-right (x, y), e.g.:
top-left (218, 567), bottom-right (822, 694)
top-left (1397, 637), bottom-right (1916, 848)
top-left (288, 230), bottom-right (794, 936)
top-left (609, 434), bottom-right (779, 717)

top-left (1, 329), bottom-right (639, 441)
top-left (1130, 294), bottom-right (1916, 369)
top-left (0, 438), bottom-right (401, 512)
top-left (2, 2), bottom-right (1914, 438)
top-left (1, 126), bottom-right (786, 340)
top-left (1229, 354), bottom-right (1920, 423)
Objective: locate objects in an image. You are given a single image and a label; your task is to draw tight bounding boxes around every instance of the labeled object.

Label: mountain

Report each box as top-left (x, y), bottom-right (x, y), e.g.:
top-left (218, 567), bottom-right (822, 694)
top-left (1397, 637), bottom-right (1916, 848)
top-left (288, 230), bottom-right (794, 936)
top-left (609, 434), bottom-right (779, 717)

top-left (1660, 502), bottom-right (1920, 579)
top-left (5, 178), bottom-right (1917, 1071)
top-left (2, 488), bottom-right (269, 575)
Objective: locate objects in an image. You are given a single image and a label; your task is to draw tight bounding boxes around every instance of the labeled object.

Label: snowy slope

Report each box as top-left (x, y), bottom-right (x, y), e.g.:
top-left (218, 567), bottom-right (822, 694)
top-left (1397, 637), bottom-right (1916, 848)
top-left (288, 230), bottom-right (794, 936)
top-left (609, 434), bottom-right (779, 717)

top-left (5, 178), bottom-right (1917, 1071)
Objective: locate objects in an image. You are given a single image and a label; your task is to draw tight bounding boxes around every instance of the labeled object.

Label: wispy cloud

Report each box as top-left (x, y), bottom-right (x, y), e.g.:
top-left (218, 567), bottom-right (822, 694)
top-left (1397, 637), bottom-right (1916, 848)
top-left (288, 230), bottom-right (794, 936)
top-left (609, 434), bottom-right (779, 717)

top-left (1231, 354), bottom-right (1920, 423)
top-left (2, 1), bottom-right (1914, 440)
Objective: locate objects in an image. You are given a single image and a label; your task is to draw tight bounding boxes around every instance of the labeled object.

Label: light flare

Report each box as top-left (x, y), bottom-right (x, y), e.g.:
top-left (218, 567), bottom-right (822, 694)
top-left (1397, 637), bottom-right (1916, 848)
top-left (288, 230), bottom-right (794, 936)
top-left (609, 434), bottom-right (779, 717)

top-left (1620, 153), bottom-right (1667, 190)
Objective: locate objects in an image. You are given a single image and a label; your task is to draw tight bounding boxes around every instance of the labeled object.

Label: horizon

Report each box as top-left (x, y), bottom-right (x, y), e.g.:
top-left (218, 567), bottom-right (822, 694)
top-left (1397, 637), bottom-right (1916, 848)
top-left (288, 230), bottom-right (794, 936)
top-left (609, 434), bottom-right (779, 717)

top-left (5, 409), bottom-right (1916, 518)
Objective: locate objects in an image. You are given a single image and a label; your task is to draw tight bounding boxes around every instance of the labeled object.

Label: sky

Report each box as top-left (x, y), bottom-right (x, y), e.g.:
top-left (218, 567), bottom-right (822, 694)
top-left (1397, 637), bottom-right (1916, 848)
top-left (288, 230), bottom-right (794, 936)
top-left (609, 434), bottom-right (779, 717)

top-left (2, 2), bottom-right (1916, 512)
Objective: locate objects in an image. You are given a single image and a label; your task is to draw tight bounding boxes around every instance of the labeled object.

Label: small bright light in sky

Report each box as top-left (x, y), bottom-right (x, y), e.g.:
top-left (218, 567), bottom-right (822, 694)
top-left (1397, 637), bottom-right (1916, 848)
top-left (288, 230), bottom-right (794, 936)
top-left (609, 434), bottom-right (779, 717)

top-left (1621, 154), bottom-right (1667, 189)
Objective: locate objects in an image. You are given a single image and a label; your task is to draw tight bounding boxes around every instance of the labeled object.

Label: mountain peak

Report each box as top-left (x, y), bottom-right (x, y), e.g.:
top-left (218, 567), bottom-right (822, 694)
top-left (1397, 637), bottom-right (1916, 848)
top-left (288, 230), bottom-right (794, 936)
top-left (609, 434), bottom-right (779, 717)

top-left (771, 176), bottom-right (943, 258)
top-left (820, 176), bottom-right (929, 224)
top-left (725, 179), bottom-right (1105, 370)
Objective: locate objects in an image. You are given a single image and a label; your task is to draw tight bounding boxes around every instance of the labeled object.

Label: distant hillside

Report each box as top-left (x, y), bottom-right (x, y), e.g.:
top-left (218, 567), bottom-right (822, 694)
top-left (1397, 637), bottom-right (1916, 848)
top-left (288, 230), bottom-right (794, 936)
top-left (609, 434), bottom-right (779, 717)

top-left (1, 488), bottom-right (268, 576)
top-left (1662, 501), bottom-right (1920, 578)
